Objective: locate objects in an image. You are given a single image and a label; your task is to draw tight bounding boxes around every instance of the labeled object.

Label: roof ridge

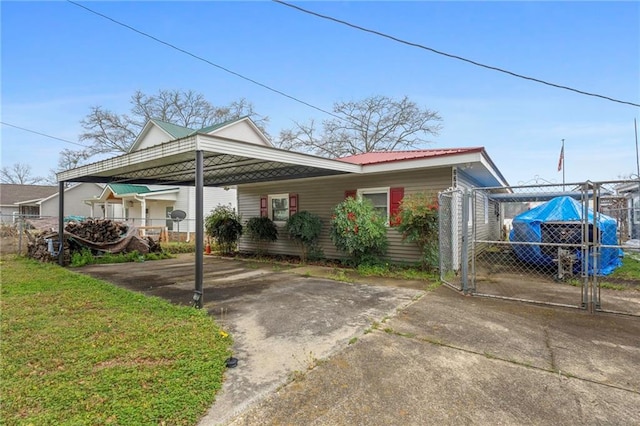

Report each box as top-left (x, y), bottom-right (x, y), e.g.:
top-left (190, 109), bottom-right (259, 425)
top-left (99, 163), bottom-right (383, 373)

top-left (192, 116), bottom-right (250, 135)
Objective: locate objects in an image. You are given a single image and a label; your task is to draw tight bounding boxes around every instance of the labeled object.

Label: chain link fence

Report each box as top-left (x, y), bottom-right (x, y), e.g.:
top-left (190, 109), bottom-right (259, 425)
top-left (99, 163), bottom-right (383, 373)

top-left (439, 189), bottom-right (466, 291)
top-left (439, 180), bottom-right (639, 316)
top-left (0, 215), bottom-right (200, 256)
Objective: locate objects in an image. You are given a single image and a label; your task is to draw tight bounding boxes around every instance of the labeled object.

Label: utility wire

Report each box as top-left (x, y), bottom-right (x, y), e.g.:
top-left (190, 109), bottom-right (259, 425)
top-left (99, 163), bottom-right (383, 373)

top-left (0, 121), bottom-right (88, 147)
top-left (66, 0), bottom-right (345, 121)
top-left (274, 0), bottom-right (640, 108)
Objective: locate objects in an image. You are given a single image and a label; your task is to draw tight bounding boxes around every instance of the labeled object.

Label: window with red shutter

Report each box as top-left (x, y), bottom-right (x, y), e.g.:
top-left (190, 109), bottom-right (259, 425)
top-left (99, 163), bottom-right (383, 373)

top-left (260, 193), bottom-right (297, 221)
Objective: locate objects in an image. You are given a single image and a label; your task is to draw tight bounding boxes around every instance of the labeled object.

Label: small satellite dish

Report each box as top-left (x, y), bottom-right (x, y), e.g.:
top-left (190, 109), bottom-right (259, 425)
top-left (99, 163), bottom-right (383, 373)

top-left (170, 210), bottom-right (186, 222)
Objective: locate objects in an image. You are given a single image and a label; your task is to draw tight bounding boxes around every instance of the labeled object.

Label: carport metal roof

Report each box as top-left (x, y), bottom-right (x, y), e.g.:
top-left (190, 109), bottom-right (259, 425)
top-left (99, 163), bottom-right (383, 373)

top-left (57, 134), bottom-right (360, 187)
top-left (56, 133), bottom-right (362, 308)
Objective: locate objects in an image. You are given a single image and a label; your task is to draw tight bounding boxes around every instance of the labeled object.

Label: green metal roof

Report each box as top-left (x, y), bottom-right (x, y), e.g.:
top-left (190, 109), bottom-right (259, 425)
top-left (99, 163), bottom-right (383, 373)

top-left (192, 116), bottom-right (248, 135)
top-left (107, 183), bottom-right (152, 195)
top-left (151, 119), bottom-right (195, 139)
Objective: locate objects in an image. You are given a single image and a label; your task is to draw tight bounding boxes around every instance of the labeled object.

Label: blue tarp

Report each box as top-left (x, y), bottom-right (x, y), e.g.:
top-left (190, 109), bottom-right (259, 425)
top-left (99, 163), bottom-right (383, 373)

top-left (509, 196), bottom-right (622, 276)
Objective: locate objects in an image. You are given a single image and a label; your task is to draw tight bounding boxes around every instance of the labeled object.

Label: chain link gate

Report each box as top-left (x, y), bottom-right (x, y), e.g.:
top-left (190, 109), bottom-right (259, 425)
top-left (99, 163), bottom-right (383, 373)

top-left (439, 188), bottom-right (466, 291)
top-left (439, 181), bottom-right (639, 316)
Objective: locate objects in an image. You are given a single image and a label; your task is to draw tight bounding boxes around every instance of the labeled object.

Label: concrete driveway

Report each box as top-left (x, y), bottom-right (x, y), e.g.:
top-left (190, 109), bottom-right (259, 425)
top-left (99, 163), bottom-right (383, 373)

top-left (76, 254), bottom-right (424, 425)
top-left (77, 254), bottom-right (640, 426)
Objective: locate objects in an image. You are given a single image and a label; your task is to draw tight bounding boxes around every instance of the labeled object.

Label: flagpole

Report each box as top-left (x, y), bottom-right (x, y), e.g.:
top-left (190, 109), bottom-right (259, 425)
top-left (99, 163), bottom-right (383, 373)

top-left (562, 139), bottom-right (565, 191)
top-left (635, 118), bottom-right (639, 178)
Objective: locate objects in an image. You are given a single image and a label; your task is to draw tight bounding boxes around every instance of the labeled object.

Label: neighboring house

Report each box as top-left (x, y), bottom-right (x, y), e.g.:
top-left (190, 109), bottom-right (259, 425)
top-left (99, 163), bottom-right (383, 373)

top-left (80, 118), bottom-right (251, 237)
top-left (0, 184), bottom-right (58, 223)
top-left (38, 182), bottom-right (104, 218)
top-left (237, 147), bottom-right (509, 263)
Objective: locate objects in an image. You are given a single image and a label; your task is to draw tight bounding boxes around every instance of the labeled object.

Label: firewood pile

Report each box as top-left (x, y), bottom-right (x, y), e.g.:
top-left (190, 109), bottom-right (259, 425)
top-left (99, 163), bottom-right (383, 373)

top-left (27, 234), bottom-right (71, 265)
top-left (26, 218), bottom-right (162, 265)
top-left (64, 219), bottom-right (129, 243)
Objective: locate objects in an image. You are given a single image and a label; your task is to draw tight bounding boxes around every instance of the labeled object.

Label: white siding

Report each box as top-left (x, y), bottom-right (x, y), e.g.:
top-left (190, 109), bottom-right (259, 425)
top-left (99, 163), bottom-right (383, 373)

top-left (40, 183), bottom-right (103, 218)
top-left (457, 170), bottom-right (502, 250)
top-left (212, 121), bottom-right (269, 146)
top-left (0, 206), bottom-right (19, 223)
top-left (172, 186), bottom-right (237, 233)
top-left (237, 167), bottom-right (454, 263)
top-left (136, 125), bottom-right (173, 150)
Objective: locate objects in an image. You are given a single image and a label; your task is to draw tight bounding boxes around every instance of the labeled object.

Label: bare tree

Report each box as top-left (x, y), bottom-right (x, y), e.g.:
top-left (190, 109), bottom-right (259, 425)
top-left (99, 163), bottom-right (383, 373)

top-left (275, 95), bottom-right (442, 158)
top-left (72, 89), bottom-right (269, 163)
top-left (0, 163), bottom-right (46, 184)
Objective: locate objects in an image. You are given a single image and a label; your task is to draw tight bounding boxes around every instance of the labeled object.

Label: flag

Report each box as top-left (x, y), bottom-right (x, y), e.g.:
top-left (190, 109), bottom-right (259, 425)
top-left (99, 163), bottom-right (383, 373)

top-left (557, 145), bottom-right (564, 172)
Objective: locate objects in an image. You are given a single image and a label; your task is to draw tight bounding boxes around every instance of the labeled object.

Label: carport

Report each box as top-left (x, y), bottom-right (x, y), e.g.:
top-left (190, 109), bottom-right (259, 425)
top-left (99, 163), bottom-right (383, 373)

top-left (56, 132), bottom-right (361, 307)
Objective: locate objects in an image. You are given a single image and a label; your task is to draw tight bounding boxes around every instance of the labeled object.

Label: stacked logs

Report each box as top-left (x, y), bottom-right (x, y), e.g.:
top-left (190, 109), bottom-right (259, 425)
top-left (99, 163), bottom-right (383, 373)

top-left (27, 233), bottom-right (71, 265)
top-left (26, 219), bottom-right (161, 266)
top-left (65, 219), bottom-right (129, 243)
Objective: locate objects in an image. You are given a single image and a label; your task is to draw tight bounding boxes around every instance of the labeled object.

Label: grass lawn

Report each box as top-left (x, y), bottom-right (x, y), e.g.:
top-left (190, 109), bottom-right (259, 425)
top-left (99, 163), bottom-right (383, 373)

top-left (1, 256), bottom-right (232, 425)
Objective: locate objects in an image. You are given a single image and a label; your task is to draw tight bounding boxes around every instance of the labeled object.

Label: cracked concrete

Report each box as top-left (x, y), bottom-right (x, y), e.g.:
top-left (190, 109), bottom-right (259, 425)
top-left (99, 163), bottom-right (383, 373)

top-left (76, 254), bottom-right (640, 425)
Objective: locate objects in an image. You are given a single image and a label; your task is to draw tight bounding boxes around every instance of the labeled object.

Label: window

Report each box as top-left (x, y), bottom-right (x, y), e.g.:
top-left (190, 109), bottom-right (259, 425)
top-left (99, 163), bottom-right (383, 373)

top-left (359, 188), bottom-right (389, 218)
top-left (347, 187), bottom-right (404, 226)
top-left (634, 196), bottom-right (640, 225)
top-left (270, 193), bottom-right (289, 222)
top-left (260, 193), bottom-right (298, 222)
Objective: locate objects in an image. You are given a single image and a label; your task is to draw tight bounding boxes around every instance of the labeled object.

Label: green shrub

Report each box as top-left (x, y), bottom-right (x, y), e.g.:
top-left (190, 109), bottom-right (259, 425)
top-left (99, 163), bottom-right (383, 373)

top-left (394, 192), bottom-right (439, 271)
top-left (285, 211), bottom-right (323, 262)
top-left (205, 205), bottom-right (243, 255)
top-left (245, 216), bottom-right (278, 255)
top-left (70, 248), bottom-right (94, 267)
top-left (330, 197), bottom-right (388, 266)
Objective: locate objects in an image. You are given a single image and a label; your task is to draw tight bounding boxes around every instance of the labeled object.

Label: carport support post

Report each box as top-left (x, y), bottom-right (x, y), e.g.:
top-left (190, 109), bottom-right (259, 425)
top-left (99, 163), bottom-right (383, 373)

top-left (58, 180), bottom-right (65, 266)
top-left (194, 150), bottom-right (204, 309)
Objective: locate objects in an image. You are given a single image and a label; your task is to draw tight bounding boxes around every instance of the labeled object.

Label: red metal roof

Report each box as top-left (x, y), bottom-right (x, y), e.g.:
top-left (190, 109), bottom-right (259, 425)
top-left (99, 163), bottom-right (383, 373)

top-left (337, 147), bottom-right (484, 165)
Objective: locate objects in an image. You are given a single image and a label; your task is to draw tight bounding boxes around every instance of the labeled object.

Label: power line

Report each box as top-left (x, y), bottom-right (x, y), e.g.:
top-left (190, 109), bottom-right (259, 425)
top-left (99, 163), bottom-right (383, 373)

top-left (66, 0), bottom-right (345, 122)
top-left (0, 121), bottom-right (88, 147)
top-left (274, 0), bottom-right (640, 108)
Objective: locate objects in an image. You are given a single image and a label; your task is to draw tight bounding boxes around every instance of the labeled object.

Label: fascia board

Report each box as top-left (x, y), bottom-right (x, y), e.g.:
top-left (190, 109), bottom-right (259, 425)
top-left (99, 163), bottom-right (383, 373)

top-left (139, 188), bottom-right (181, 197)
top-left (58, 137), bottom-right (199, 182)
top-left (480, 154), bottom-right (510, 188)
top-left (15, 198), bottom-right (43, 205)
top-left (360, 152), bottom-right (483, 174)
top-left (196, 134), bottom-right (362, 174)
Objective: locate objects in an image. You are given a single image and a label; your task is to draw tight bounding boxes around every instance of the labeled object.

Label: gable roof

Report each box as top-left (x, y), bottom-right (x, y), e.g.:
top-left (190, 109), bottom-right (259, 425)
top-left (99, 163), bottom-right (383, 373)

top-left (195, 116), bottom-right (248, 135)
top-left (130, 116), bottom-right (270, 152)
top-left (0, 184), bottom-right (58, 206)
top-left (338, 148), bottom-right (484, 165)
top-left (151, 119), bottom-right (195, 139)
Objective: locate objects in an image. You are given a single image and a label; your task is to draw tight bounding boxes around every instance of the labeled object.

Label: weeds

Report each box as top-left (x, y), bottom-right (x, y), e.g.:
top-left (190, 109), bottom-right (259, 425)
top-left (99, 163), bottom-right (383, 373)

top-left (329, 268), bottom-right (354, 283)
top-left (70, 248), bottom-right (172, 267)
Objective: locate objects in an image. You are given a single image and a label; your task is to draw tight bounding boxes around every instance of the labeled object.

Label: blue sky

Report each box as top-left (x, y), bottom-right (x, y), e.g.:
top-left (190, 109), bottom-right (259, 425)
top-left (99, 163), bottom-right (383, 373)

top-left (2, 1), bottom-right (639, 185)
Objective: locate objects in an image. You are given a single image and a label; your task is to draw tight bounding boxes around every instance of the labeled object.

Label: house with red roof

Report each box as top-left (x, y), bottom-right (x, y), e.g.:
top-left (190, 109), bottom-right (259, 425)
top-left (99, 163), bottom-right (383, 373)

top-left (237, 147), bottom-right (509, 262)
top-left (56, 114), bottom-right (509, 262)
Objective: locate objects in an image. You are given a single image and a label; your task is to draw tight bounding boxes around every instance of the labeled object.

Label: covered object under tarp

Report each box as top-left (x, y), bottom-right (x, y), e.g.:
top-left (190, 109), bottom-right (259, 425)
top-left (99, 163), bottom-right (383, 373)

top-left (509, 196), bottom-right (622, 276)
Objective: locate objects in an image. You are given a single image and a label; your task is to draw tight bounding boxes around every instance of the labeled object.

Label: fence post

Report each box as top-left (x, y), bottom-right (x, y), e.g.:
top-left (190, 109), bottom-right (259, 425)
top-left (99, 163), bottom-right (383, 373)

top-left (461, 190), bottom-right (470, 293)
top-left (18, 215), bottom-right (23, 255)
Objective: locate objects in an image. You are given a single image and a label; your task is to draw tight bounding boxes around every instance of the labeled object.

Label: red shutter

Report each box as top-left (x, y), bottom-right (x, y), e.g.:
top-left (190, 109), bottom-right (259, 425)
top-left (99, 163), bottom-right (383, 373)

top-left (389, 187), bottom-right (404, 227)
top-left (260, 196), bottom-right (268, 217)
top-left (344, 190), bottom-right (357, 200)
top-left (289, 193), bottom-right (298, 216)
